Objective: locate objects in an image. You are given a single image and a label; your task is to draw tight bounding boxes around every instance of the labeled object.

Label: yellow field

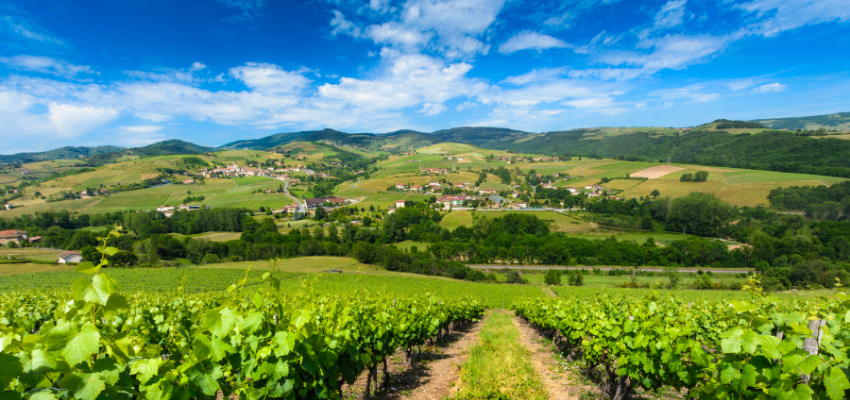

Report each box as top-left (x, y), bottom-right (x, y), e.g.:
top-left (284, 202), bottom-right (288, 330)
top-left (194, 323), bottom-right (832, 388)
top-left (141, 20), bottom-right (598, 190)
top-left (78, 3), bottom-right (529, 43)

top-left (0, 248), bottom-right (63, 262)
top-left (0, 263), bottom-right (75, 276)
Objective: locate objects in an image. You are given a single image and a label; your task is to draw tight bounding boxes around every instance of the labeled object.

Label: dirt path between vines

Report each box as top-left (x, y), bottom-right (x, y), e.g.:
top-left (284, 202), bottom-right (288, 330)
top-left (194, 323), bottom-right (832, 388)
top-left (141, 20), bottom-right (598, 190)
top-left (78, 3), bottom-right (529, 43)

top-left (512, 315), bottom-right (582, 400)
top-left (342, 313), bottom-right (487, 400)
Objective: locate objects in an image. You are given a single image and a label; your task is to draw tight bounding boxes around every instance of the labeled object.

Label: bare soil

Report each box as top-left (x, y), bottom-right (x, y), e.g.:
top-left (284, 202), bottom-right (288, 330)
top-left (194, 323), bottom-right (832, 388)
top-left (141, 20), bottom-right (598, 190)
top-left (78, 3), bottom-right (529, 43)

top-left (630, 165), bottom-right (685, 179)
top-left (512, 315), bottom-right (585, 400)
top-left (341, 316), bottom-right (486, 400)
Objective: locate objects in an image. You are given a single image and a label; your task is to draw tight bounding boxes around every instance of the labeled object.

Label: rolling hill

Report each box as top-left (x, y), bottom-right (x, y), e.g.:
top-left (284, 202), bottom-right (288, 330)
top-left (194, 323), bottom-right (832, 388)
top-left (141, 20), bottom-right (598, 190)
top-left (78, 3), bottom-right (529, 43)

top-left (220, 128), bottom-right (439, 151)
top-left (0, 145), bottom-right (126, 164)
top-left (753, 112), bottom-right (850, 131)
top-left (84, 140), bottom-right (215, 166)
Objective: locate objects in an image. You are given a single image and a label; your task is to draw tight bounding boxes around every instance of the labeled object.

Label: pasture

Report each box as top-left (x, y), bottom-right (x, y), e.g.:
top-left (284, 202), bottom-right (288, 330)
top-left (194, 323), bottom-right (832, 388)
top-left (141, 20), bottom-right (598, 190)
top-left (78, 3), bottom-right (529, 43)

top-left (440, 210), bottom-right (594, 233)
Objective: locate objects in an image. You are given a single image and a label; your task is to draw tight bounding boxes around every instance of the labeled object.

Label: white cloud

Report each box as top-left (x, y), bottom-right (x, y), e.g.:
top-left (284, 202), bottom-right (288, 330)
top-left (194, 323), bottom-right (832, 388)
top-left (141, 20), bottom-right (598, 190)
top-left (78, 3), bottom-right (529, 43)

top-left (567, 67), bottom-right (646, 81)
top-left (502, 67), bottom-right (567, 86)
top-left (229, 63), bottom-right (312, 95)
top-left (737, 0), bottom-right (850, 38)
top-left (651, 85), bottom-right (720, 103)
top-left (1, 55), bottom-right (96, 78)
top-left (318, 52), bottom-right (486, 111)
top-left (1, 11), bottom-right (65, 45)
top-left (47, 103), bottom-right (119, 138)
top-left (330, 10), bottom-right (361, 37)
top-left (598, 34), bottom-right (731, 73)
top-left (366, 23), bottom-right (432, 48)
top-left (654, 0), bottom-right (687, 28)
top-left (544, 13), bottom-right (574, 30)
top-left (420, 102), bottom-right (447, 116)
top-left (119, 125), bottom-right (164, 133)
top-left (330, 0), bottom-right (505, 58)
top-left (456, 101), bottom-right (478, 111)
top-left (499, 31), bottom-right (572, 54)
top-left (753, 82), bottom-right (786, 93)
top-left (191, 62), bottom-right (207, 71)
top-left (727, 80), bottom-right (755, 91)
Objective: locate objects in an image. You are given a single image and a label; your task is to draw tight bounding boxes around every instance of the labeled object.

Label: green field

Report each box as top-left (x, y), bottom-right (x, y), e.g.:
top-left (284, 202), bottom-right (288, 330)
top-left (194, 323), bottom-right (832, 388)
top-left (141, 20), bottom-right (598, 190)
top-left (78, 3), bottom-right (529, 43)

top-left (490, 270), bottom-right (745, 287)
top-left (722, 170), bottom-right (846, 185)
top-left (440, 210), bottom-right (594, 233)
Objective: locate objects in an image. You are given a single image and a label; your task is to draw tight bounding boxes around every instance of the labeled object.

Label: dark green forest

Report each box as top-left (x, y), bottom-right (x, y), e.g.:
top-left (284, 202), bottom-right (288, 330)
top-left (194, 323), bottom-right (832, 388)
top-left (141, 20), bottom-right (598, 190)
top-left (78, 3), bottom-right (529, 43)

top-left (500, 130), bottom-right (850, 178)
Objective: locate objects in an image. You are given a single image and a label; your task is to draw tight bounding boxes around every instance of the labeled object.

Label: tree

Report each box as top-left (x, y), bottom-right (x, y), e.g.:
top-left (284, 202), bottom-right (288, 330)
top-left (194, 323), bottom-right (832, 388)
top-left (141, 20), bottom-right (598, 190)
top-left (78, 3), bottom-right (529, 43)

top-left (543, 269), bottom-right (562, 285)
top-left (567, 271), bottom-right (584, 286)
top-left (667, 192), bottom-right (735, 237)
top-left (352, 242), bottom-right (376, 264)
top-left (693, 171), bottom-right (709, 182)
top-left (504, 270), bottom-right (526, 284)
top-left (650, 189), bottom-right (660, 199)
top-left (680, 173), bottom-right (693, 182)
top-left (314, 206), bottom-right (327, 220)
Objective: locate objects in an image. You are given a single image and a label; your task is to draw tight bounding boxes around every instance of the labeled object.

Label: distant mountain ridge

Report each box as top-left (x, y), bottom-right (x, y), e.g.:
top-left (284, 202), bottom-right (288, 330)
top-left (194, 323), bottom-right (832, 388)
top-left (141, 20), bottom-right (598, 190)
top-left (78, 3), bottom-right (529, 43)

top-left (83, 140), bottom-right (215, 166)
top-left (752, 112), bottom-right (850, 131)
top-left (3, 111), bottom-right (848, 168)
top-left (218, 128), bottom-right (440, 150)
top-left (0, 145), bottom-right (125, 164)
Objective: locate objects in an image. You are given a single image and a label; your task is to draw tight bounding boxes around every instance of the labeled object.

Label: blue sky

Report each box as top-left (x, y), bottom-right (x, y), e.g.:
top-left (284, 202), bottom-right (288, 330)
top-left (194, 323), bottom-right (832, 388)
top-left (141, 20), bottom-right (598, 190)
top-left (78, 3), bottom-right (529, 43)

top-left (1, 0), bottom-right (848, 153)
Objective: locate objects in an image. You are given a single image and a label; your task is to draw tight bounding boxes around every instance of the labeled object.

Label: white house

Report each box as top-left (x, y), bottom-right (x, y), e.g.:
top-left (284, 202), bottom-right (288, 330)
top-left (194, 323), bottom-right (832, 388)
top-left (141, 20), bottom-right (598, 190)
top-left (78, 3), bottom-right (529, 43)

top-left (394, 199), bottom-right (406, 208)
top-left (58, 251), bottom-right (83, 264)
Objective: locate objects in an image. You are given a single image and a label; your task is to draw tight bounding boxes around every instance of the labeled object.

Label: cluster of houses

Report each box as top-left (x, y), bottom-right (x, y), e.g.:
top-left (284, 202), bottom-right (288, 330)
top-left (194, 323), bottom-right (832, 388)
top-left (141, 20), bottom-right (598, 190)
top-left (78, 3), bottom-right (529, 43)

top-left (492, 156), bottom-right (560, 163)
top-left (200, 161), bottom-right (329, 178)
top-left (200, 162), bottom-right (331, 180)
top-left (419, 167), bottom-right (449, 175)
top-left (155, 204), bottom-right (202, 217)
top-left (0, 230), bottom-right (40, 246)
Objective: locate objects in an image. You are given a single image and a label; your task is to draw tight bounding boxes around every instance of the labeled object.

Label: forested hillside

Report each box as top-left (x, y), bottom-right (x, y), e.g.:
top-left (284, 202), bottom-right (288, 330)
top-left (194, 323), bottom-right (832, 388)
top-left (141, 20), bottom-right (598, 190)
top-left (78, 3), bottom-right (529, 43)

top-left (0, 145), bottom-right (125, 164)
top-left (501, 129), bottom-right (850, 178)
top-left (753, 112), bottom-right (850, 130)
top-left (220, 128), bottom-right (438, 150)
top-left (84, 139), bottom-right (214, 166)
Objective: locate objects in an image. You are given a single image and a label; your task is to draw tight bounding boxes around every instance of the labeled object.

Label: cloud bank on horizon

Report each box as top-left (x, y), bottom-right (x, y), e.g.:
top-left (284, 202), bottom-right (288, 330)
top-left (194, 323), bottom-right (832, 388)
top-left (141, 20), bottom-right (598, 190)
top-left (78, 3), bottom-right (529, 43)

top-left (0, 0), bottom-right (848, 153)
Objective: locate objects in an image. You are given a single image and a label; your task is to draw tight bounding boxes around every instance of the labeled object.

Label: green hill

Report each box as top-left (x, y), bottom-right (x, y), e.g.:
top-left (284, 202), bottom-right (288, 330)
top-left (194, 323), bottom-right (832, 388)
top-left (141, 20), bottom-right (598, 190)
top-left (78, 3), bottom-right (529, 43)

top-left (221, 128), bottom-right (438, 151)
top-left (0, 145), bottom-right (125, 164)
top-left (753, 112), bottom-right (850, 131)
top-left (84, 140), bottom-right (214, 166)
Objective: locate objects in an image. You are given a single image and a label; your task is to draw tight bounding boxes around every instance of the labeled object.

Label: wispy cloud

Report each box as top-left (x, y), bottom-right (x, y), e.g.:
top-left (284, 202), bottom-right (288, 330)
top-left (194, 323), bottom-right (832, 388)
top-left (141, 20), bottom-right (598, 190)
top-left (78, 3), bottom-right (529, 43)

top-left (0, 55), bottom-right (96, 78)
top-left (0, 6), bottom-right (65, 45)
top-left (499, 31), bottom-right (572, 54)
top-left (753, 82), bottom-right (786, 93)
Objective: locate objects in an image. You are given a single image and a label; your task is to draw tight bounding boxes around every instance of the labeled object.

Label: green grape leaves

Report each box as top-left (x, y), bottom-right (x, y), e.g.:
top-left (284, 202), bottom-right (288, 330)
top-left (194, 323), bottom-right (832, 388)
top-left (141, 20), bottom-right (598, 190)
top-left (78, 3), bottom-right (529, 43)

top-left (62, 322), bottom-right (100, 366)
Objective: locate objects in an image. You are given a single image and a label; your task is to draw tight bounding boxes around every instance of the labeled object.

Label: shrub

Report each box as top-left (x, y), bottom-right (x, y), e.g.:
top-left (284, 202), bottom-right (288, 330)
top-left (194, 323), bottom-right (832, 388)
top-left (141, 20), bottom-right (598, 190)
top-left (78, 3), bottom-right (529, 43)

top-left (504, 270), bottom-right (527, 284)
top-left (567, 271), bottom-right (584, 286)
top-left (543, 269), bottom-right (562, 285)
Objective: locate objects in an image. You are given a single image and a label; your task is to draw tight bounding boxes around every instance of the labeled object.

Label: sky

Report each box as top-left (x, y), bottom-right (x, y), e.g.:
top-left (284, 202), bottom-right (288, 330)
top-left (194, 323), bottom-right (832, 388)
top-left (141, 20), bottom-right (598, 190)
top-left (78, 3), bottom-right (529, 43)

top-left (1, 0), bottom-right (849, 153)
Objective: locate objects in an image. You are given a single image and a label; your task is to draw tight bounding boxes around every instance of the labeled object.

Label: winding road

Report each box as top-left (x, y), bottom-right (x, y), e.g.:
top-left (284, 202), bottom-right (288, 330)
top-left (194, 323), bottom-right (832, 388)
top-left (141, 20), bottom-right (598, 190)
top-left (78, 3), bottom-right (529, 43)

top-left (278, 178), bottom-right (306, 212)
top-left (468, 265), bottom-right (751, 274)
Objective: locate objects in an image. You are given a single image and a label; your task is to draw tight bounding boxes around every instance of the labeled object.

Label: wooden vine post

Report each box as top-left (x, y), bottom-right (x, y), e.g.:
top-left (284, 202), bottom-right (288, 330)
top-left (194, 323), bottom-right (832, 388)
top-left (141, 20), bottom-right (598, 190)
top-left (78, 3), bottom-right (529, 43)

top-left (801, 319), bottom-right (826, 384)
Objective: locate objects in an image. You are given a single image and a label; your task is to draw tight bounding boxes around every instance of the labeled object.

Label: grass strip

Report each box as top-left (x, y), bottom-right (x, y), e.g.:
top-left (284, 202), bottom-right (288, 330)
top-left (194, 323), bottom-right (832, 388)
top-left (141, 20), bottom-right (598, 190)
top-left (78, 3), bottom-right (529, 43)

top-left (452, 310), bottom-right (547, 400)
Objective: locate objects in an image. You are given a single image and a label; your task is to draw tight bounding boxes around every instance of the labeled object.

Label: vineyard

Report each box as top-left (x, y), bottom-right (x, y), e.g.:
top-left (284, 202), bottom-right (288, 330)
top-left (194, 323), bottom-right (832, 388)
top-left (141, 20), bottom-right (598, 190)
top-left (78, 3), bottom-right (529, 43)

top-left (514, 281), bottom-right (850, 400)
top-left (0, 229), bottom-right (486, 400)
top-left (3, 229), bottom-right (850, 399)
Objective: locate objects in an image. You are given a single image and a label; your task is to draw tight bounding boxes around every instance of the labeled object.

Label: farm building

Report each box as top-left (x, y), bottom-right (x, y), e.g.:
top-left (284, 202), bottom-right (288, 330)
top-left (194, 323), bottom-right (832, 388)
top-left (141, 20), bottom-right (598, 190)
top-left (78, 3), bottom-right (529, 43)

top-left (0, 230), bottom-right (28, 246)
top-left (436, 195), bottom-right (468, 210)
top-left (305, 197), bottom-right (346, 208)
top-left (58, 251), bottom-right (83, 264)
